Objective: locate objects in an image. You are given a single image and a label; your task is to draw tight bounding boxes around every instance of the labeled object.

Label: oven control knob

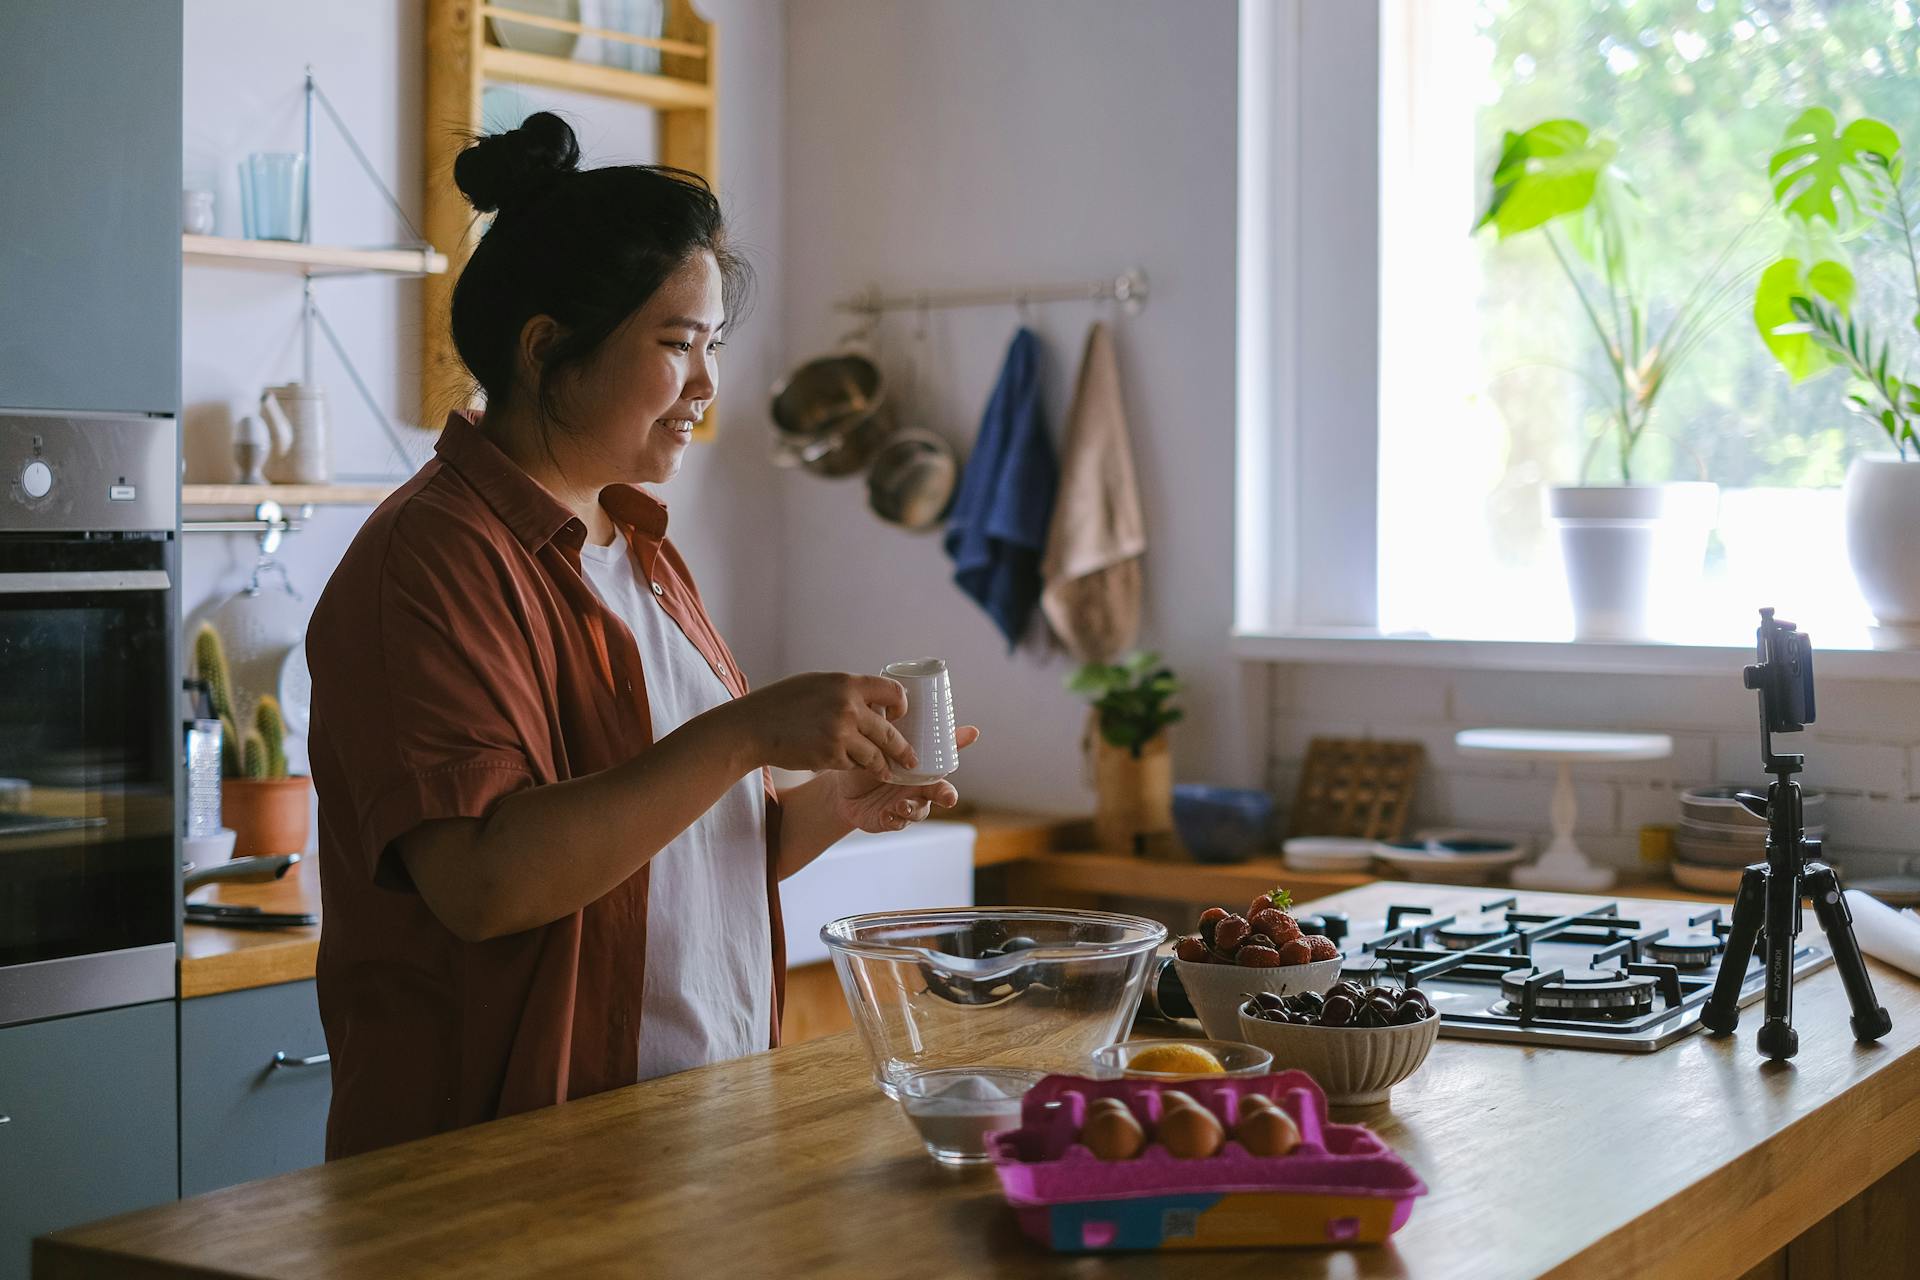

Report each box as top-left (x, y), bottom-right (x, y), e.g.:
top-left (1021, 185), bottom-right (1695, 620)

top-left (20, 459), bottom-right (52, 499)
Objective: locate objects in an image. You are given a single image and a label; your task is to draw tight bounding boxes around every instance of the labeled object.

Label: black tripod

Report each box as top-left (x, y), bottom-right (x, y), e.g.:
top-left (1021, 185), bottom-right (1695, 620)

top-left (1699, 609), bottom-right (1891, 1060)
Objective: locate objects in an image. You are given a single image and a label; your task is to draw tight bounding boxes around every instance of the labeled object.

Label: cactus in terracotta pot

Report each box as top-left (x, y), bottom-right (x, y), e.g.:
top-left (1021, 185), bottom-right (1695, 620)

top-left (251, 695), bottom-right (289, 780)
top-left (193, 622), bottom-right (243, 778)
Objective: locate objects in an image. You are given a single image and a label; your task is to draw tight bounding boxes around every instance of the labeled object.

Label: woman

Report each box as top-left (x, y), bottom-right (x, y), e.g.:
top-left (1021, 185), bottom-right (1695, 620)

top-left (306, 113), bottom-right (977, 1159)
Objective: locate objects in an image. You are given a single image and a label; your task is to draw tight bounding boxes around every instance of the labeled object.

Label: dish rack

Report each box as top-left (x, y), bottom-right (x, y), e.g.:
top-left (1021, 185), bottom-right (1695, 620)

top-left (987, 1070), bottom-right (1426, 1252)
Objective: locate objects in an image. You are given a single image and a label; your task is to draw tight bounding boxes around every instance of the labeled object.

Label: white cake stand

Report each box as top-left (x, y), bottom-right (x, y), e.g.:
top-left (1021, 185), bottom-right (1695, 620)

top-left (1453, 728), bottom-right (1674, 892)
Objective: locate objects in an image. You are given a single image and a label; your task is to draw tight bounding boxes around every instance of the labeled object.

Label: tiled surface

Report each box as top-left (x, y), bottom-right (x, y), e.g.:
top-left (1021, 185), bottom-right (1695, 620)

top-left (1266, 663), bottom-right (1920, 877)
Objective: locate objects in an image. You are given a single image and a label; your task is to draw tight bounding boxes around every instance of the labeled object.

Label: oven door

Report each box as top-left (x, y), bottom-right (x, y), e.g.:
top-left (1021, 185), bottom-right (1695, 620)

top-left (0, 533), bottom-right (177, 1025)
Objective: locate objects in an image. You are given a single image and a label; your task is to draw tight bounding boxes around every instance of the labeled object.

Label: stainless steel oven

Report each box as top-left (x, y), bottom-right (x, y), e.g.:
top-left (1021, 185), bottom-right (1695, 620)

top-left (0, 410), bottom-right (177, 1026)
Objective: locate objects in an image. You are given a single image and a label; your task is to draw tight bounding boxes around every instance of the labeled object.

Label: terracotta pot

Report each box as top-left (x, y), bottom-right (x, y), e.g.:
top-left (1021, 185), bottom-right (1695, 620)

top-left (1090, 728), bottom-right (1176, 858)
top-left (222, 776), bottom-right (311, 857)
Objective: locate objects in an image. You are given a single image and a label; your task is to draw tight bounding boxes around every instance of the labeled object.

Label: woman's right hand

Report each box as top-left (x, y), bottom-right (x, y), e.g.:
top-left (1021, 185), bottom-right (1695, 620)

top-left (735, 672), bottom-right (914, 781)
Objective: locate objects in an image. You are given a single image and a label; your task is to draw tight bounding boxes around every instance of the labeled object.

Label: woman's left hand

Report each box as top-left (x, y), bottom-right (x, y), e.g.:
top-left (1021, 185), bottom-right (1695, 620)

top-left (829, 726), bottom-right (980, 832)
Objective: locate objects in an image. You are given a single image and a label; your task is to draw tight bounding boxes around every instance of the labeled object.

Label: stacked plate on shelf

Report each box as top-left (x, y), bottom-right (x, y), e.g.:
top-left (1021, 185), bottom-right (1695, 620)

top-left (1672, 785), bottom-right (1828, 893)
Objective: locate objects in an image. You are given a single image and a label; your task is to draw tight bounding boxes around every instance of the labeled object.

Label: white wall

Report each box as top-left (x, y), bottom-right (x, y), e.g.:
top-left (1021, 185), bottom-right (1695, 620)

top-left (780, 0), bottom-right (1252, 814)
top-left (180, 0), bottom-right (788, 702)
top-left (1267, 662), bottom-right (1919, 880)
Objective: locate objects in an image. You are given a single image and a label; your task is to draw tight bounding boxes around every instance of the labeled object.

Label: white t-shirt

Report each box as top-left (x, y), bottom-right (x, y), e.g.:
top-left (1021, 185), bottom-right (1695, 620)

top-left (576, 530), bottom-right (772, 1079)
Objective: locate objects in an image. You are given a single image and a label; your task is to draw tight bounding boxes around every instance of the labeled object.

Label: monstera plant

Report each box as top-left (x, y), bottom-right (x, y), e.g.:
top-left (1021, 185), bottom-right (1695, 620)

top-left (1476, 118), bottom-right (1747, 640)
top-left (1751, 109), bottom-right (1920, 634)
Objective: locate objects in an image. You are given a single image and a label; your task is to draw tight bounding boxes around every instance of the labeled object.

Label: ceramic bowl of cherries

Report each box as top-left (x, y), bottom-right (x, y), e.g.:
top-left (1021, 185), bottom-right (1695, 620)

top-left (1169, 889), bottom-right (1344, 1038)
top-left (1235, 982), bottom-right (1441, 1106)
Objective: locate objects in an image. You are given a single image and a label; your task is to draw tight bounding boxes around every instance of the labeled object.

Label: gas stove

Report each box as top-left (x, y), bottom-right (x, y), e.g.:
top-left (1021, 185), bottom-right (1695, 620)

top-left (1295, 891), bottom-right (1833, 1051)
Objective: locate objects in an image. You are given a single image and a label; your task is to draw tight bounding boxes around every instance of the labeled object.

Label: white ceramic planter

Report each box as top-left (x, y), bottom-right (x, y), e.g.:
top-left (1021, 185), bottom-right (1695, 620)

top-left (1844, 455), bottom-right (1920, 635)
top-left (1547, 483), bottom-right (1719, 641)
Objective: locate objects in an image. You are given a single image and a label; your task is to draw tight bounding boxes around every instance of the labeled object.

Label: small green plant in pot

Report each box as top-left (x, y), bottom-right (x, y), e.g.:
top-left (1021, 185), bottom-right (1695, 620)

top-left (1476, 118), bottom-right (1744, 640)
top-left (194, 622), bottom-right (310, 856)
top-left (1749, 108), bottom-right (1920, 635)
top-left (1066, 652), bottom-right (1183, 858)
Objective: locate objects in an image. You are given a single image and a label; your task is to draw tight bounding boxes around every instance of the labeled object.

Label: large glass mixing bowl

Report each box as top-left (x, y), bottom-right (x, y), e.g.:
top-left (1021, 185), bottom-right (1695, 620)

top-left (820, 907), bottom-right (1167, 1096)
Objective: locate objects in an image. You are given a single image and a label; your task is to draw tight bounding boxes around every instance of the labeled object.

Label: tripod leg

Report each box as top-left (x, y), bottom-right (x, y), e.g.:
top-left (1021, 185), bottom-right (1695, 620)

top-left (1805, 864), bottom-right (1893, 1043)
top-left (1701, 864), bottom-right (1766, 1035)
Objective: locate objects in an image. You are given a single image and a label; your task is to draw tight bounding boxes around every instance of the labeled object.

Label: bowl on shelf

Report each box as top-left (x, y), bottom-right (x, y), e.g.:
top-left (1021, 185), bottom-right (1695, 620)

top-left (1679, 784), bottom-right (1825, 831)
top-left (1171, 785), bottom-right (1275, 864)
top-left (1281, 836), bottom-right (1380, 874)
top-left (821, 908), bottom-right (1166, 1097)
top-left (1172, 956), bottom-right (1343, 1039)
top-left (1373, 832), bottom-right (1527, 885)
top-left (1088, 1038), bottom-right (1274, 1080)
top-left (1236, 999), bottom-right (1440, 1106)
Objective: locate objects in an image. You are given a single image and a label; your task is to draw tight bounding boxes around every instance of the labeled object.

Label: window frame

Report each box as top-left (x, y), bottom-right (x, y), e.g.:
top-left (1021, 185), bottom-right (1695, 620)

top-left (1232, 0), bottom-right (1915, 678)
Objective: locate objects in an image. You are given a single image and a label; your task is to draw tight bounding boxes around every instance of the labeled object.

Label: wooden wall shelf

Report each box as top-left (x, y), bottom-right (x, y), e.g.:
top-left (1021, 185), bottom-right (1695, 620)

top-left (425, 0), bottom-right (718, 436)
top-left (479, 45), bottom-right (713, 110)
top-left (182, 234), bottom-right (447, 278)
top-left (181, 483), bottom-right (396, 508)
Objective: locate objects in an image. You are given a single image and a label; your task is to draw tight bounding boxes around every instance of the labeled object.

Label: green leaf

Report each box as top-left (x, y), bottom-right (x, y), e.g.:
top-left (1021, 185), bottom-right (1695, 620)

top-left (1121, 650), bottom-right (1162, 679)
top-left (1475, 119), bottom-right (1618, 239)
top-left (1754, 258), bottom-right (1851, 381)
top-left (1064, 664), bottom-right (1123, 698)
top-left (1768, 108), bottom-right (1902, 229)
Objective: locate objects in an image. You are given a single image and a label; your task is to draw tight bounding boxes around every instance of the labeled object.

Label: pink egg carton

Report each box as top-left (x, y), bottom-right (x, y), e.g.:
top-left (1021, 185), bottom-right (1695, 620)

top-left (986, 1071), bottom-right (1426, 1252)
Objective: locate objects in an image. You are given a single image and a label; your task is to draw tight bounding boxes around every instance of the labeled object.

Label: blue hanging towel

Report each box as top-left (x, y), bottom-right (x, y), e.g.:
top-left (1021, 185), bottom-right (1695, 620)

top-left (945, 327), bottom-right (1058, 649)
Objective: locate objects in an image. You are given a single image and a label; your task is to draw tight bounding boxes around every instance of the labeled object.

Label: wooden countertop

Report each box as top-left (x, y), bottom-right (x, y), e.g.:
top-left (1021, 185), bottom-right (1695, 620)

top-left (177, 810), bottom-right (1087, 998)
top-left (63, 880), bottom-right (1920, 1279)
top-left (179, 859), bottom-right (323, 998)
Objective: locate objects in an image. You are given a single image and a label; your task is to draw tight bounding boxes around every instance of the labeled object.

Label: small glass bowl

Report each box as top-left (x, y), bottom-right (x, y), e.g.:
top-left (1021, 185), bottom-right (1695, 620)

top-left (1088, 1038), bottom-right (1274, 1080)
top-left (897, 1066), bottom-right (1044, 1165)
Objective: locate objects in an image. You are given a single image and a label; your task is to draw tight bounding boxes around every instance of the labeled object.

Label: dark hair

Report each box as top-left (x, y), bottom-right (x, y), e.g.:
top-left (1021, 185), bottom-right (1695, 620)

top-left (448, 112), bottom-right (752, 423)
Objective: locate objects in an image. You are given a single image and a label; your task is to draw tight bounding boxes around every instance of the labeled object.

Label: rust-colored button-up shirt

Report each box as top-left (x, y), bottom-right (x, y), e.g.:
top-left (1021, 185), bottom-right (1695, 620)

top-left (306, 412), bottom-right (784, 1160)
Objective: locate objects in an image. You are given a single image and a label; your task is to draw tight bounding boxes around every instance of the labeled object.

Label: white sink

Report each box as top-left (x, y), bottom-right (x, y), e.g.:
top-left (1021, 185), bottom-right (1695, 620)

top-left (781, 820), bottom-right (977, 967)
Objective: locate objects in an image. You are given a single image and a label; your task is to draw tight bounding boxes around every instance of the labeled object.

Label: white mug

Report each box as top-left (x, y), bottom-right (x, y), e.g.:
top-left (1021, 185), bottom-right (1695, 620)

top-left (883, 658), bottom-right (959, 785)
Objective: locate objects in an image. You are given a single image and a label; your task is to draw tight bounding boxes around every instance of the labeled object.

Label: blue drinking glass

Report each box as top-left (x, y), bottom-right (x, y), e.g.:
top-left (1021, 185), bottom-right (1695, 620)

top-left (239, 152), bottom-right (307, 242)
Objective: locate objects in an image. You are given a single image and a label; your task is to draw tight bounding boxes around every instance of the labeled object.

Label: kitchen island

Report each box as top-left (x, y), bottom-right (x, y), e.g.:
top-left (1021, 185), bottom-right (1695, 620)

top-left (40, 883), bottom-right (1920, 1279)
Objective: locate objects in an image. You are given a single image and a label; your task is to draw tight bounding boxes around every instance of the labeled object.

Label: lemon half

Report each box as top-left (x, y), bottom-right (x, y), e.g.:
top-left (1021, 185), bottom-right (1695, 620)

top-left (1124, 1043), bottom-right (1226, 1077)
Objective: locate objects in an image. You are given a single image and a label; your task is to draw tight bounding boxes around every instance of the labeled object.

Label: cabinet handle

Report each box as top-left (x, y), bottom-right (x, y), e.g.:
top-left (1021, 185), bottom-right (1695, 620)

top-left (271, 1051), bottom-right (330, 1070)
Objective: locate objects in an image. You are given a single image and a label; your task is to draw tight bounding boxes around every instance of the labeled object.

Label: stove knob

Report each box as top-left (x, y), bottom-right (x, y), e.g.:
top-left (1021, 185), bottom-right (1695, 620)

top-left (20, 459), bottom-right (52, 499)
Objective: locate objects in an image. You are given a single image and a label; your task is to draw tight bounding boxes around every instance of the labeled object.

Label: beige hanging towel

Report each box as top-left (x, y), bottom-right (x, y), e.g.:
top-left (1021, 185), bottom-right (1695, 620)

top-left (1040, 321), bottom-right (1146, 663)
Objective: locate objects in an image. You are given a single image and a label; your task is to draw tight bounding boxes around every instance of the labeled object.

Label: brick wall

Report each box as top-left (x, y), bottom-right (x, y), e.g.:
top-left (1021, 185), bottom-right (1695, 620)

top-left (1265, 663), bottom-right (1920, 880)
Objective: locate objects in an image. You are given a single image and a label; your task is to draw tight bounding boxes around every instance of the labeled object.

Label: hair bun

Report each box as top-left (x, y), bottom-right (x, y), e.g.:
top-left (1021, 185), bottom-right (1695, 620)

top-left (453, 111), bottom-right (582, 215)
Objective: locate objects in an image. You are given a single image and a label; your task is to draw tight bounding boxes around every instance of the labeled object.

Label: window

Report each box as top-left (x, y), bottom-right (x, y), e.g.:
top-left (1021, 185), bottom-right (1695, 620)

top-left (1241, 1), bottom-right (1920, 651)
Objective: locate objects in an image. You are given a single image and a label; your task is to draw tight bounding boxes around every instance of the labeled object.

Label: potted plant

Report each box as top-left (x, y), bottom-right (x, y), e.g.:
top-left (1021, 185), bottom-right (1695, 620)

top-left (1066, 651), bottom-right (1184, 858)
top-left (1476, 118), bottom-right (1744, 640)
top-left (1749, 108), bottom-right (1920, 639)
top-left (194, 622), bottom-right (310, 856)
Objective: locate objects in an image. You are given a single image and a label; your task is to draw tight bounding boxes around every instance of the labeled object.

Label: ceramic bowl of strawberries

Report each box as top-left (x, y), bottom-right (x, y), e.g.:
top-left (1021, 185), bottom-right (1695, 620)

top-left (1169, 889), bottom-right (1344, 1039)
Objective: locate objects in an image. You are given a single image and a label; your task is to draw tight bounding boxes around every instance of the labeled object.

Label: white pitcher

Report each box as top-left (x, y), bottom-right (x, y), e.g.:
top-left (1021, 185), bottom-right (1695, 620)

top-left (259, 383), bottom-right (332, 484)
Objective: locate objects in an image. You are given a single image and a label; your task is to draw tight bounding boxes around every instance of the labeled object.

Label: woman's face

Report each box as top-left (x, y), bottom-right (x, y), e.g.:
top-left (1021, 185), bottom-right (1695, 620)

top-left (548, 250), bottom-right (726, 487)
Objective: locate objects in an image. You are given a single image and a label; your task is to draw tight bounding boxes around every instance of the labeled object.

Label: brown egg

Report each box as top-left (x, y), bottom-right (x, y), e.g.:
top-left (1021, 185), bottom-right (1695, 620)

top-left (1078, 1099), bottom-right (1146, 1160)
top-left (1155, 1093), bottom-right (1225, 1159)
top-left (1234, 1097), bottom-right (1302, 1157)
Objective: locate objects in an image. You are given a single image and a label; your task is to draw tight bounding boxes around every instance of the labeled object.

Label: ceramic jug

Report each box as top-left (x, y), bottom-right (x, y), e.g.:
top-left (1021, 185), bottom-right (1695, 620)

top-left (259, 383), bottom-right (332, 484)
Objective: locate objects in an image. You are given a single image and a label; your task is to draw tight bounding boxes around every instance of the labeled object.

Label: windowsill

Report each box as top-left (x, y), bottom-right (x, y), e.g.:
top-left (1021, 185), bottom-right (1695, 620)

top-left (1232, 628), bottom-right (1920, 681)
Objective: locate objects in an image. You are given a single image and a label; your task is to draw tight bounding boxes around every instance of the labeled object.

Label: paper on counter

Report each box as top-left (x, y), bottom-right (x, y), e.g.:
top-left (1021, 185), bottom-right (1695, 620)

top-left (1842, 889), bottom-right (1920, 980)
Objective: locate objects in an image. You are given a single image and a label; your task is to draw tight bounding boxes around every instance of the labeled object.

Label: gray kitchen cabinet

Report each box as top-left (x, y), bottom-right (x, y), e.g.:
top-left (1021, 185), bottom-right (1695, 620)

top-left (0, 1001), bottom-right (178, 1280)
top-left (179, 980), bottom-right (331, 1197)
top-left (0, 0), bottom-right (181, 414)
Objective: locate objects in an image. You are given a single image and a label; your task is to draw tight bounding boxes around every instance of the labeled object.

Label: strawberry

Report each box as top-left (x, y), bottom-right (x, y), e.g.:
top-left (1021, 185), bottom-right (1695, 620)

top-left (1247, 887), bottom-right (1296, 920)
top-left (1174, 935), bottom-right (1210, 963)
top-left (1304, 934), bottom-right (1340, 961)
top-left (1235, 944), bottom-right (1283, 968)
top-left (1276, 936), bottom-right (1315, 966)
top-left (1251, 908), bottom-right (1301, 943)
top-left (1213, 915), bottom-right (1251, 952)
top-left (1199, 906), bottom-right (1229, 927)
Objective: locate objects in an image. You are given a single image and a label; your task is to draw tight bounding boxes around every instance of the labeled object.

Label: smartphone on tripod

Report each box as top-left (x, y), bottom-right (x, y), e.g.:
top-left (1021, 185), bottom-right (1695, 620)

top-left (1699, 609), bottom-right (1891, 1059)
